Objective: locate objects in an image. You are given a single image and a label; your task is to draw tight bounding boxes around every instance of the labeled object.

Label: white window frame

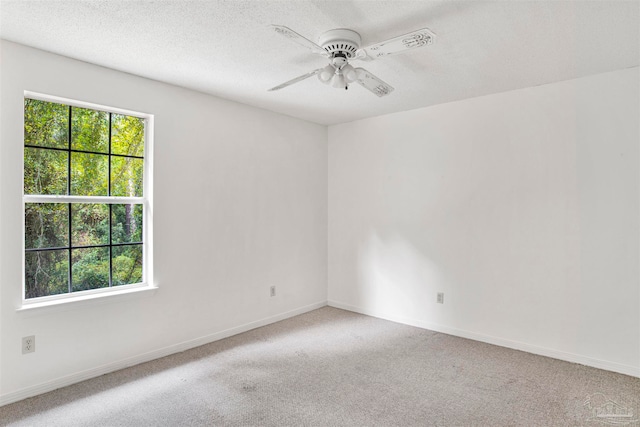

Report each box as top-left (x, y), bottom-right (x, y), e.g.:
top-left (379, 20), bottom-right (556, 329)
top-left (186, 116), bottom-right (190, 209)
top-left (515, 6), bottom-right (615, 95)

top-left (21, 91), bottom-right (154, 308)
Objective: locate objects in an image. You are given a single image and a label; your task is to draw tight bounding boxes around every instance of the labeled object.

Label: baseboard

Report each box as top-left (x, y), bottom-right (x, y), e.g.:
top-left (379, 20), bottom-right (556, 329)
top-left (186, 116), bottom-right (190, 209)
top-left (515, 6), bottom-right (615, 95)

top-left (328, 300), bottom-right (640, 379)
top-left (0, 300), bottom-right (328, 407)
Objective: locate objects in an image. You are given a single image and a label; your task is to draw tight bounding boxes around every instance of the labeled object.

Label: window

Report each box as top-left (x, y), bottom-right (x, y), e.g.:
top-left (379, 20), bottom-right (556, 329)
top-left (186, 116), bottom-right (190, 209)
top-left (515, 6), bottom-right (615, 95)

top-left (23, 93), bottom-right (152, 303)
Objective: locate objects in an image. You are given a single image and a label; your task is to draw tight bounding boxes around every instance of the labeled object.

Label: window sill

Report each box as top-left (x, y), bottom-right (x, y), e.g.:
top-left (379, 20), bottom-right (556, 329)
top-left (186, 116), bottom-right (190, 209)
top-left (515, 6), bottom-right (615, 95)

top-left (16, 284), bottom-right (158, 315)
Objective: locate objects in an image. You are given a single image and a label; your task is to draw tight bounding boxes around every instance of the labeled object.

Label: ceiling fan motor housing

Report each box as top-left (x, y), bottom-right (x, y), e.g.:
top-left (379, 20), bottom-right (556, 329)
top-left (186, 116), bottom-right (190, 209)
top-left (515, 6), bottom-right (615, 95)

top-left (319, 29), bottom-right (361, 60)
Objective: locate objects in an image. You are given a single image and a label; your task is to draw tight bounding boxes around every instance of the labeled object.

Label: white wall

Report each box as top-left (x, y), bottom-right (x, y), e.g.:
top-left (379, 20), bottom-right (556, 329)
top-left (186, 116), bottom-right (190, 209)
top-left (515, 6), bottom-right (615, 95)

top-left (0, 41), bottom-right (328, 404)
top-left (328, 67), bottom-right (640, 377)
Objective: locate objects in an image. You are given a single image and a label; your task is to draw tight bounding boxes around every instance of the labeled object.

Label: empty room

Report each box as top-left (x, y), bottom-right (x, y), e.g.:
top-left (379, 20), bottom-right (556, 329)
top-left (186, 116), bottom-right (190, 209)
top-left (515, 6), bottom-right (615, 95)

top-left (0, 0), bottom-right (638, 425)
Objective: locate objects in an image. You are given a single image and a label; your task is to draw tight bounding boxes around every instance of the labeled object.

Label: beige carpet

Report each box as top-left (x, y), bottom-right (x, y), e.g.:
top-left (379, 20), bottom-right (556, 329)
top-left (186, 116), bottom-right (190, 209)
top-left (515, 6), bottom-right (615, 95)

top-left (1, 307), bottom-right (638, 426)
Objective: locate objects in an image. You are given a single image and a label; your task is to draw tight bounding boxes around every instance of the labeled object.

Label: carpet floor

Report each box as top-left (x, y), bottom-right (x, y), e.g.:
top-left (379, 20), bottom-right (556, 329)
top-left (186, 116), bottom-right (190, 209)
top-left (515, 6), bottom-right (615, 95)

top-left (1, 307), bottom-right (638, 426)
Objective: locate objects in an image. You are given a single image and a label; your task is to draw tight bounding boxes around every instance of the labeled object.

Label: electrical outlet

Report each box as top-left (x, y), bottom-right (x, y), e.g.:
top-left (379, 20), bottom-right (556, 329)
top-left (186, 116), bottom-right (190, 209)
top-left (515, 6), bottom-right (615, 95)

top-left (22, 336), bottom-right (35, 354)
top-left (437, 292), bottom-right (444, 304)
top-left (270, 286), bottom-right (276, 297)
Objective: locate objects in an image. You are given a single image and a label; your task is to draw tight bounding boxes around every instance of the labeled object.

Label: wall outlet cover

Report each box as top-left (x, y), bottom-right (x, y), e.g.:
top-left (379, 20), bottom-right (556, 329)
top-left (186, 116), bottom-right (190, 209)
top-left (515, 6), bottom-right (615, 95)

top-left (22, 335), bottom-right (35, 354)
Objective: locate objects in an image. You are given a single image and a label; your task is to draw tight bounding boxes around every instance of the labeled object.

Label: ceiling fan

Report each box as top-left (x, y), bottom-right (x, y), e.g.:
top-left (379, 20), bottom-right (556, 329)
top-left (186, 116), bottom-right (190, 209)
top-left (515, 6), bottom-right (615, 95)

top-left (268, 25), bottom-right (436, 97)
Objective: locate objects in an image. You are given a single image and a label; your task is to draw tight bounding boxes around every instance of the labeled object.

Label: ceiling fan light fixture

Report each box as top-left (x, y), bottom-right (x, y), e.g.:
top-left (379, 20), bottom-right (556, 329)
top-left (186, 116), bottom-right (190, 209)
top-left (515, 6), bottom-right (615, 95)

top-left (330, 72), bottom-right (347, 89)
top-left (341, 64), bottom-right (357, 83)
top-left (318, 64), bottom-right (335, 84)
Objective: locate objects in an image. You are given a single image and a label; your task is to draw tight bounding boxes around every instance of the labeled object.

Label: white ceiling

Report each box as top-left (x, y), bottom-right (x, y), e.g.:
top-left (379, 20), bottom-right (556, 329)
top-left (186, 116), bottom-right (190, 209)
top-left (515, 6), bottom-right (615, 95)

top-left (1, 0), bottom-right (638, 125)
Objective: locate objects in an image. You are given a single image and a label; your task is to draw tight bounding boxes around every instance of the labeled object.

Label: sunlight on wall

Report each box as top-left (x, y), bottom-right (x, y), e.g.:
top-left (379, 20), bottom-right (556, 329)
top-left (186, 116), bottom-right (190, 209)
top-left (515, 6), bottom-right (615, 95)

top-left (357, 232), bottom-right (448, 323)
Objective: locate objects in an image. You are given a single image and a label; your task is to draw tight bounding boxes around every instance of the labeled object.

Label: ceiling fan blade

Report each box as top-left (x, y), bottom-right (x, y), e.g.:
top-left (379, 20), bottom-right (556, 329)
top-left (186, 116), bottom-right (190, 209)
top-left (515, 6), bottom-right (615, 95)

top-left (268, 69), bottom-right (323, 92)
top-left (271, 25), bottom-right (328, 57)
top-left (356, 28), bottom-right (435, 61)
top-left (354, 68), bottom-right (395, 97)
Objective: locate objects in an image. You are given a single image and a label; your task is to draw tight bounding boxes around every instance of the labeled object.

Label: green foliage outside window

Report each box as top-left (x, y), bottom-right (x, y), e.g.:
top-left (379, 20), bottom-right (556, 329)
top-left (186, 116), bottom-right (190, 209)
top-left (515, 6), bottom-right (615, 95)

top-left (24, 98), bottom-right (146, 299)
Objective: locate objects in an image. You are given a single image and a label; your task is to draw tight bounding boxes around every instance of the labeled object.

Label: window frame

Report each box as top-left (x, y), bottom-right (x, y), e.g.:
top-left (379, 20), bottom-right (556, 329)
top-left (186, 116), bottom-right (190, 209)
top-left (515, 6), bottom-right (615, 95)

top-left (22, 91), bottom-right (154, 307)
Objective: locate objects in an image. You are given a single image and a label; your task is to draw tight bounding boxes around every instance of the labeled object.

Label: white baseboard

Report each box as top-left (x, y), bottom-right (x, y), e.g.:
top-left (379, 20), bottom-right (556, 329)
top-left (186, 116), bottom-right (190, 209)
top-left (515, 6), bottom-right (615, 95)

top-left (0, 300), bottom-right (327, 407)
top-left (328, 300), bottom-right (640, 379)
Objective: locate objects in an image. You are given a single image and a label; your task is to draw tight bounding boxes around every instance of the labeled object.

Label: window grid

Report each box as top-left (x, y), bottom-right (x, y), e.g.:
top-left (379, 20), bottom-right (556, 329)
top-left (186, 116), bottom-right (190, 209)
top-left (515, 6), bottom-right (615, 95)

top-left (24, 98), bottom-right (147, 300)
top-left (67, 107), bottom-right (72, 293)
top-left (108, 112), bottom-right (113, 290)
top-left (23, 144), bottom-right (144, 160)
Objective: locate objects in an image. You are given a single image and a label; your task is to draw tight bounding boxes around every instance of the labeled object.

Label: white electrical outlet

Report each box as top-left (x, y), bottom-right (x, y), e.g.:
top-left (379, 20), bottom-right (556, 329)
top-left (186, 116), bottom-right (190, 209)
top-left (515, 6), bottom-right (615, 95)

top-left (437, 292), bottom-right (444, 304)
top-left (22, 335), bottom-right (35, 354)
top-left (270, 286), bottom-right (276, 297)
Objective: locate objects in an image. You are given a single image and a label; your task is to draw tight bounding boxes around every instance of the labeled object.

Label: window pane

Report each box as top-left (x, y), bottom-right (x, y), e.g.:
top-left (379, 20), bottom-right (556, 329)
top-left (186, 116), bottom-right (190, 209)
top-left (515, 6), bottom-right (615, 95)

top-left (112, 114), bottom-right (144, 157)
top-left (112, 204), bottom-right (143, 244)
top-left (25, 203), bottom-right (68, 249)
top-left (25, 250), bottom-right (69, 298)
top-left (71, 107), bottom-right (108, 153)
top-left (112, 244), bottom-right (143, 286)
top-left (72, 247), bottom-right (109, 291)
top-left (71, 204), bottom-right (109, 247)
top-left (71, 152), bottom-right (108, 196)
top-left (111, 157), bottom-right (143, 197)
top-left (24, 99), bottom-right (69, 149)
top-left (24, 147), bottom-right (68, 195)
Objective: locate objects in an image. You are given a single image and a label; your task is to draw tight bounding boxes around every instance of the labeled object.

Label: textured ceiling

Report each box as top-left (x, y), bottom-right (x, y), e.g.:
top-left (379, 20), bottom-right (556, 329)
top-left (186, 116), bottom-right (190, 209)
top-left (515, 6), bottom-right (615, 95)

top-left (1, 0), bottom-right (638, 125)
